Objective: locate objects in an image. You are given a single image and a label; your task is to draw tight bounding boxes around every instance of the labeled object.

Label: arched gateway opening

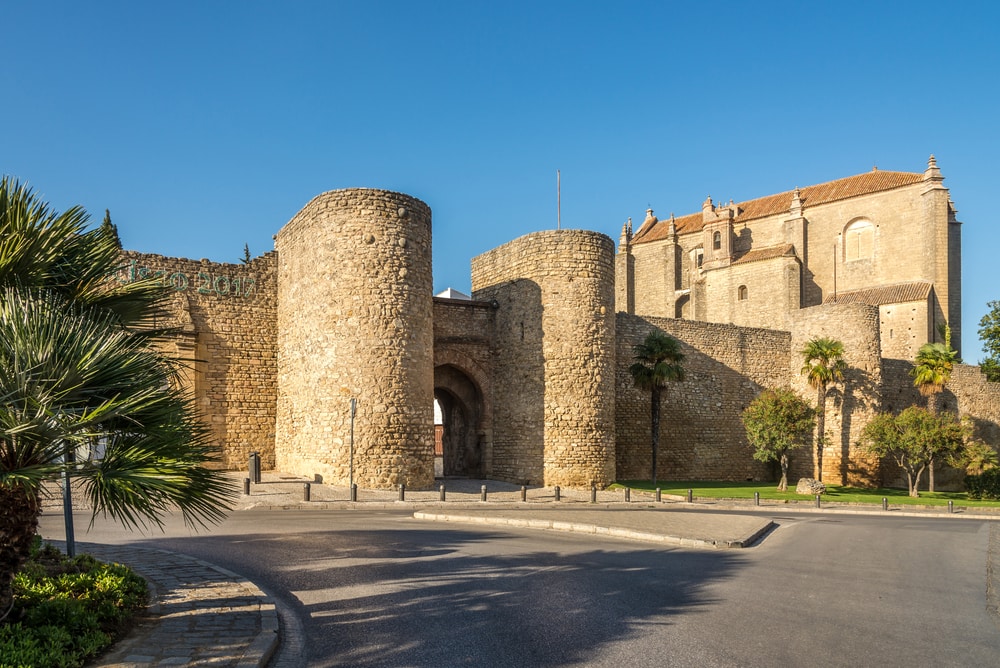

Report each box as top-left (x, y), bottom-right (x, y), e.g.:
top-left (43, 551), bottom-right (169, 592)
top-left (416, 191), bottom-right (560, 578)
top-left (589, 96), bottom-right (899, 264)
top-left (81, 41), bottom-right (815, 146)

top-left (433, 364), bottom-right (484, 477)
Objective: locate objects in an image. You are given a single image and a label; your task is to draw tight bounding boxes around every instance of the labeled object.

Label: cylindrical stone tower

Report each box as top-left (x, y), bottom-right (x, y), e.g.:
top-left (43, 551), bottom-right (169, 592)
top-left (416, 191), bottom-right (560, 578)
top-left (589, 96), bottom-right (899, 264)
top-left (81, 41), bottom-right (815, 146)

top-left (471, 229), bottom-right (616, 487)
top-left (274, 188), bottom-right (434, 489)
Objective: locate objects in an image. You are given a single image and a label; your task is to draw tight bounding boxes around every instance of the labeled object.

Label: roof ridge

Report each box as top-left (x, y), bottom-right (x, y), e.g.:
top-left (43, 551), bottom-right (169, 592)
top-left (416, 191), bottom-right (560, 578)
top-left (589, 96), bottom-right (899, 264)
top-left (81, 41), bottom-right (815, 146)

top-left (633, 168), bottom-right (925, 245)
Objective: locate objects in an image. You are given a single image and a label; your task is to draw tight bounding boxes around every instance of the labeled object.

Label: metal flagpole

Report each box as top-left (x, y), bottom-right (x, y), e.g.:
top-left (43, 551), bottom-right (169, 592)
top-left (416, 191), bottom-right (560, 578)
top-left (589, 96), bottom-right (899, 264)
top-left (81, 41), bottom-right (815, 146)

top-left (557, 170), bottom-right (561, 230)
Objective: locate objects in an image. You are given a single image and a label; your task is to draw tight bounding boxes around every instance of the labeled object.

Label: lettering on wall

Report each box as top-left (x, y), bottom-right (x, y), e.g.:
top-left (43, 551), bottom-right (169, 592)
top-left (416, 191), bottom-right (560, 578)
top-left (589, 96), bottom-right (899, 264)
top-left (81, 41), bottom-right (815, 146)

top-left (119, 259), bottom-right (257, 297)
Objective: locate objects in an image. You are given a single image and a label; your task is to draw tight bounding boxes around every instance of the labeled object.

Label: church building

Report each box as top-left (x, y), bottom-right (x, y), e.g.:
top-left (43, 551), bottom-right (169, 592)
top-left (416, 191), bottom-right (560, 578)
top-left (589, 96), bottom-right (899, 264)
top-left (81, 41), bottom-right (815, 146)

top-left (616, 156), bottom-right (961, 359)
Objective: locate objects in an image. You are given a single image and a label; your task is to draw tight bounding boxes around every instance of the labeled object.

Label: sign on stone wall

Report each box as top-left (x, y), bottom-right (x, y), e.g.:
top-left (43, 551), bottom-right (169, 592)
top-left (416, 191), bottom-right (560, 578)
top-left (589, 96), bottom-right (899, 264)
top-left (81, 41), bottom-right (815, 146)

top-left (118, 259), bottom-right (258, 298)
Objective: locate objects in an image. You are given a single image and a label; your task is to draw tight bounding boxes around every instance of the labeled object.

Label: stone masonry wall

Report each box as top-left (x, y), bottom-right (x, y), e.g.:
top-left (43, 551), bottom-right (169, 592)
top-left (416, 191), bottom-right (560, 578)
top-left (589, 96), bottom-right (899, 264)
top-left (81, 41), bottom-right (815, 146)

top-left (120, 250), bottom-right (278, 469)
top-left (880, 360), bottom-right (1000, 490)
top-left (702, 255), bottom-right (801, 331)
top-left (616, 314), bottom-right (790, 482)
top-left (786, 302), bottom-right (884, 485)
top-left (472, 230), bottom-right (617, 487)
top-left (432, 298), bottom-right (496, 476)
top-left (274, 189), bottom-right (435, 489)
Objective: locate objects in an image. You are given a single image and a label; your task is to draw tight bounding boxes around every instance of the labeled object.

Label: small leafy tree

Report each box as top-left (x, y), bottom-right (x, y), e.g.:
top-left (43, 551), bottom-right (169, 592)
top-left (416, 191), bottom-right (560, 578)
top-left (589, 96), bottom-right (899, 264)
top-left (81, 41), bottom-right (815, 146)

top-left (240, 243), bottom-right (252, 265)
top-left (979, 301), bottom-right (1000, 382)
top-left (742, 388), bottom-right (815, 491)
top-left (800, 337), bottom-right (847, 481)
top-left (860, 406), bottom-right (969, 497)
top-left (629, 331), bottom-right (685, 485)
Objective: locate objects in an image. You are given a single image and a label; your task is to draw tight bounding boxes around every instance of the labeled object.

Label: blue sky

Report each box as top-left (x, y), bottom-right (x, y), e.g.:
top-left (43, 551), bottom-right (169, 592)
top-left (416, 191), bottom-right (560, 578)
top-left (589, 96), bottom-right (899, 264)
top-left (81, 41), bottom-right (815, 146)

top-left (3, 1), bottom-right (998, 361)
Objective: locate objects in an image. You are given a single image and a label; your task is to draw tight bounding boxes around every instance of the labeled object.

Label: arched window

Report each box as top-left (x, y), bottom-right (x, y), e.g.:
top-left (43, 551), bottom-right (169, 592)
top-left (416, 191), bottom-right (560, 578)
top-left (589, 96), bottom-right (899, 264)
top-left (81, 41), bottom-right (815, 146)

top-left (844, 219), bottom-right (874, 261)
top-left (713, 230), bottom-right (722, 250)
top-left (737, 285), bottom-right (748, 301)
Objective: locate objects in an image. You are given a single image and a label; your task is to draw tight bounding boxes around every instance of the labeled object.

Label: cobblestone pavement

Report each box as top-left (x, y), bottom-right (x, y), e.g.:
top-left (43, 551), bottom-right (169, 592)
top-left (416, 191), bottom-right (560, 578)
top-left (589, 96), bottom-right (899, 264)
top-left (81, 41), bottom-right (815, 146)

top-left (39, 472), bottom-right (1000, 667)
top-left (44, 541), bottom-right (279, 668)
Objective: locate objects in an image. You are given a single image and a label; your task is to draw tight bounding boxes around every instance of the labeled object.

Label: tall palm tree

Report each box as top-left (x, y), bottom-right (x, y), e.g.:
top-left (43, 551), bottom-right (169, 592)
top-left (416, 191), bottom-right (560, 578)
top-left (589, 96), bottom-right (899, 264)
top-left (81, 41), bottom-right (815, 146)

top-left (629, 332), bottom-right (685, 485)
top-left (911, 340), bottom-right (958, 491)
top-left (0, 177), bottom-right (233, 621)
top-left (911, 342), bottom-right (957, 414)
top-left (801, 337), bottom-right (847, 482)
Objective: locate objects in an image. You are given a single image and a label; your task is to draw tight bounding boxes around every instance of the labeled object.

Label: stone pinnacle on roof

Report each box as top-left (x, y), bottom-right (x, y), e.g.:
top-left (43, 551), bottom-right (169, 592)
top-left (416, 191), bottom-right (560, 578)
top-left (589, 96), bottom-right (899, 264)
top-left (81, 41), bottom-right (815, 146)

top-left (924, 154), bottom-right (943, 181)
top-left (790, 187), bottom-right (803, 217)
top-left (619, 217), bottom-right (633, 247)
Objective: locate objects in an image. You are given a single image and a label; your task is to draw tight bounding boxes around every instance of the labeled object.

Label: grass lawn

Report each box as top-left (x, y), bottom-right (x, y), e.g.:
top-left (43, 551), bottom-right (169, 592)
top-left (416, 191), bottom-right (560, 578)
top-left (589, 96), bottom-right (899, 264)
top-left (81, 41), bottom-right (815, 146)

top-left (611, 480), bottom-right (1000, 509)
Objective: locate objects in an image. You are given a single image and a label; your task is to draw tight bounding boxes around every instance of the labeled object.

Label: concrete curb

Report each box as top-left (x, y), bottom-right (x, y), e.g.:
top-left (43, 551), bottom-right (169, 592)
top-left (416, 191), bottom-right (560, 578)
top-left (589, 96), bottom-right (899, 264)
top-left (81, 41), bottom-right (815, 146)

top-left (412, 511), bottom-right (775, 549)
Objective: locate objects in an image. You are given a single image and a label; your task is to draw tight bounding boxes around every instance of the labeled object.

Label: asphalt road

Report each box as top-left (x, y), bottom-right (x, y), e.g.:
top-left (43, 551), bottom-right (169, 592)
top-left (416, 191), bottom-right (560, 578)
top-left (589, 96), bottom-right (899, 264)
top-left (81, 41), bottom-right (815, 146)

top-left (39, 509), bottom-right (1000, 667)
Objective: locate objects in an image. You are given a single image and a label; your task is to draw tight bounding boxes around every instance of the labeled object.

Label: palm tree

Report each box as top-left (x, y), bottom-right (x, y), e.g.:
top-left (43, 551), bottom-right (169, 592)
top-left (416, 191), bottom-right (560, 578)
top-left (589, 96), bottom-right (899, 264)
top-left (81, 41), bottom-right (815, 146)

top-left (0, 177), bottom-right (233, 621)
top-left (911, 342), bottom-right (957, 414)
top-left (629, 332), bottom-right (685, 485)
top-left (801, 337), bottom-right (847, 482)
top-left (911, 340), bottom-right (959, 491)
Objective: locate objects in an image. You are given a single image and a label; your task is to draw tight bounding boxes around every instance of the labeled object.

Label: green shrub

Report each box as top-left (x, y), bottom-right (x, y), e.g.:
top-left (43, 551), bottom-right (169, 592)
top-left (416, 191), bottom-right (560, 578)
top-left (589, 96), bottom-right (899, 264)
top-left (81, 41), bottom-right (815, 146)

top-left (965, 468), bottom-right (1000, 500)
top-left (0, 541), bottom-right (147, 667)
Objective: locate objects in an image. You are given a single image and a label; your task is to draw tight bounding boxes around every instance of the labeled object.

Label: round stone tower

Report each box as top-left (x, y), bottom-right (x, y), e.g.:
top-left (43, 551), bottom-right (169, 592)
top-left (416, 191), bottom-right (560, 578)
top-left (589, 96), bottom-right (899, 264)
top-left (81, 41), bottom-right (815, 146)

top-left (471, 229), bottom-right (617, 487)
top-left (274, 188), bottom-right (434, 488)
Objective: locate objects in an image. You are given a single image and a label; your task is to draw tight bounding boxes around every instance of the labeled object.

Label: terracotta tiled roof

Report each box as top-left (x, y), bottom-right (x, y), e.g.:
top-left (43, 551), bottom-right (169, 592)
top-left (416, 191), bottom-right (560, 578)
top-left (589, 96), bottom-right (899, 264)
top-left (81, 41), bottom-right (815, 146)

top-left (823, 281), bottom-right (933, 306)
top-left (633, 169), bottom-right (924, 245)
top-left (732, 243), bottom-right (797, 265)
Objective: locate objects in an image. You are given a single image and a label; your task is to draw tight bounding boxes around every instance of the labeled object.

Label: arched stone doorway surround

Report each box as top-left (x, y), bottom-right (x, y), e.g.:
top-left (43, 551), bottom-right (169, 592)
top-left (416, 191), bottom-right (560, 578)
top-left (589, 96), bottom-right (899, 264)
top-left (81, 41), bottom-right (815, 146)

top-left (433, 348), bottom-right (493, 478)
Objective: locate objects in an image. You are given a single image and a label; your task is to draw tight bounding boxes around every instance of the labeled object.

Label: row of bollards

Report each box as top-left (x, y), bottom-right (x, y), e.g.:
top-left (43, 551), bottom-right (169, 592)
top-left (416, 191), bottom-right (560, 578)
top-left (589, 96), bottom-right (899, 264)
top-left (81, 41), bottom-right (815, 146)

top-left (241, 474), bottom-right (965, 516)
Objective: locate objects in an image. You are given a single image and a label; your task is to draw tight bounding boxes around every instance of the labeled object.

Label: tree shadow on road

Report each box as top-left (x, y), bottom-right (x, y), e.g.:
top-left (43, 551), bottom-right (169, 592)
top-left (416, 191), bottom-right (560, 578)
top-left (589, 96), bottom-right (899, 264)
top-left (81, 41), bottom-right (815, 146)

top-left (141, 524), bottom-right (747, 667)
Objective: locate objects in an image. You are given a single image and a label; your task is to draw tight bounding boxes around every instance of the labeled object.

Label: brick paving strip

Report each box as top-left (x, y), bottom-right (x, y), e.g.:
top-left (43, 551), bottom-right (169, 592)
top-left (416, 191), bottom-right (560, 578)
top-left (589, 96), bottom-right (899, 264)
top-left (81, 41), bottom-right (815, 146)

top-left (48, 541), bottom-right (278, 668)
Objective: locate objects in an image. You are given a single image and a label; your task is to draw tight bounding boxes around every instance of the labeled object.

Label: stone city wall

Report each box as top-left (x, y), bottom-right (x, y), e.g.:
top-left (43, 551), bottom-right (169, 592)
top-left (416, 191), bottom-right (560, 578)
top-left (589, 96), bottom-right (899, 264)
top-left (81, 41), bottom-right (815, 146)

top-left (615, 314), bottom-right (790, 482)
top-left (880, 360), bottom-right (1000, 490)
top-left (274, 189), bottom-right (435, 489)
top-left (785, 302), bottom-right (884, 485)
top-left (472, 230), bottom-right (617, 487)
top-left (120, 250), bottom-right (278, 469)
top-left (432, 298), bottom-right (496, 477)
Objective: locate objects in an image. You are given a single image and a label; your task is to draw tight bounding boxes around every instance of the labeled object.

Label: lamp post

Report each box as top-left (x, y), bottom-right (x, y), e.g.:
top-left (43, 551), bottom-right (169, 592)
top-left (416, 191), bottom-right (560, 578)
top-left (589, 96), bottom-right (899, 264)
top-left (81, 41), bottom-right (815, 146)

top-left (62, 449), bottom-right (76, 557)
top-left (349, 398), bottom-right (356, 491)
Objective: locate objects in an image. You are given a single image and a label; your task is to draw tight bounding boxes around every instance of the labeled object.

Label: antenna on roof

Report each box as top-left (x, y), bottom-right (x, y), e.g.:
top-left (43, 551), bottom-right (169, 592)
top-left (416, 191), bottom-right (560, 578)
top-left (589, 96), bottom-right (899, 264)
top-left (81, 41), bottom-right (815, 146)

top-left (557, 170), bottom-right (561, 230)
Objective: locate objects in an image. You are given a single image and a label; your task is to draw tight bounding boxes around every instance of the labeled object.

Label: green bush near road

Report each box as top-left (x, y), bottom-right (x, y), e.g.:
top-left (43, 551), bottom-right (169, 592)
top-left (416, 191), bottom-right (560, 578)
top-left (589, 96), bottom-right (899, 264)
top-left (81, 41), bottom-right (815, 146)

top-left (0, 539), bottom-right (146, 668)
top-left (965, 469), bottom-right (1000, 500)
top-left (612, 480), bottom-right (1000, 508)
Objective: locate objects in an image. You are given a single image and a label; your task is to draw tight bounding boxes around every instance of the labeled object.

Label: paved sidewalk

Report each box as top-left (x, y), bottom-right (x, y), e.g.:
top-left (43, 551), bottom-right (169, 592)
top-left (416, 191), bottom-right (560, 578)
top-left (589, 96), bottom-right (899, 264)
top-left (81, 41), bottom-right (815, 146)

top-left (49, 542), bottom-right (279, 668)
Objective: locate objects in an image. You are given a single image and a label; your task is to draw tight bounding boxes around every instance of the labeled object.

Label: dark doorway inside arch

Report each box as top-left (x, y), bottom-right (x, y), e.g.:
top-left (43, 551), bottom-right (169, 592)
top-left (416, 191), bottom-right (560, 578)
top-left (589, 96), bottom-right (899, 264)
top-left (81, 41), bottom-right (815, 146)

top-left (434, 365), bottom-right (483, 477)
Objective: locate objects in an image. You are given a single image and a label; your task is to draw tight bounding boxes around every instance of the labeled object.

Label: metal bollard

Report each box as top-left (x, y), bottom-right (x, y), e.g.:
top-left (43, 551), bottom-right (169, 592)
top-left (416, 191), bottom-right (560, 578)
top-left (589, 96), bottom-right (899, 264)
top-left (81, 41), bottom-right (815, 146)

top-left (350, 484), bottom-right (357, 502)
top-left (481, 484), bottom-right (488, 502)
top-left (754, 491), bottom-right (760, 506)
top-left (398, 483), bottom-right (405, 501)
top-left (303, 483), bottom-right (311, 502)
top-left (882, 497), bottom-right (888, 511)
top-left (655, 487), bottom-right (661, 502)
top-left (686, 489), bottom-right (693, 503)
top-left (243, 478), bottom-right (251, 496)
top-left (521, 485), bottom-right (527, 502)
top-left (948, 500), bottom-right (954, 513)
top-left (591, 482), bottom-right (597, 504)
top-left (554, 486), bottom-right (561, 502)
top-left (439, 484), bottom-right (446, 502)
top-left (249, 451), bottom-right (261, 484)
top-left (815, 494), bottom-right (821, 508)
top-left (625, 487), bottom-right (631, 502)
